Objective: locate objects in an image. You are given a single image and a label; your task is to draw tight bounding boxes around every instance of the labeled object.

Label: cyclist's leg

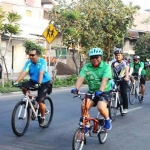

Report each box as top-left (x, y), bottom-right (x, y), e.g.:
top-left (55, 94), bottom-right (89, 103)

top-left (140, 75), bottom-right (146, 101)
top-left (119, 80), bottom-right (128, 112)
top-left (21, 80), bottom-right (35, 94)
top-left (81, 98), bottom-right (95, 120)
top-left (97, 91), bottom-right (112, 130)
top-left (37, 83), bottom-right (49, 126)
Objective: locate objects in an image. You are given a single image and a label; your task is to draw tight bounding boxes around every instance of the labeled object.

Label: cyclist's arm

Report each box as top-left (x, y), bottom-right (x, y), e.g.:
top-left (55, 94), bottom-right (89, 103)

top-left (75, 76), bottom-right (84, 90)
top-left (16, 61), bottom-right (29, 82)
top-left (124, 66), bottom-right (129, 80)
top-left (100, 77), bottom-right (109, 92)
top-left (138, 62), bottom-right (144, 76)
top-left (129, 63), bottom-right (133, 76)
top-left (38, 59), bottom-right (47, 84)
top-left (100, 65), bottom-right (112, 92)
top-left (16, 71), bottom-right (27, 82)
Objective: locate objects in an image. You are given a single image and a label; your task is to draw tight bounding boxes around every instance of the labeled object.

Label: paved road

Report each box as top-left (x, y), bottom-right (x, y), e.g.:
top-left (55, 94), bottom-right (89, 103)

top-left (0, 84), bottom-right (150, 150)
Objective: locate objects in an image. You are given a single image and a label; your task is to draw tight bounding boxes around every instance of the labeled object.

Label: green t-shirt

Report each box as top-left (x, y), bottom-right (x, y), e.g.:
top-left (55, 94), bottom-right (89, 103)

top-left (130, 62), bottom-right (146, 75)
top-left (79, 61), bottom-right (112, 92)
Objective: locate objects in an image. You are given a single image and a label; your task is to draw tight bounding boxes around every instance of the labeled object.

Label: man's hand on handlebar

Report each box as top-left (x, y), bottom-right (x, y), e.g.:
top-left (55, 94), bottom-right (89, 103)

top-left (71, 88), bottom-right (78, 94)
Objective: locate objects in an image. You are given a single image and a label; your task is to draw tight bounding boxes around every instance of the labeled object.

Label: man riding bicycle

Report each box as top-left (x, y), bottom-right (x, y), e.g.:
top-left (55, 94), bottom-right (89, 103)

top-left (129, 55), bottom-right (146, 102)
top-left (13, 48), bottom-right (51, 127)
top-left (71, 47), bottom-right (112, 134)
top-left (111, 48), bottom-right (129, 114)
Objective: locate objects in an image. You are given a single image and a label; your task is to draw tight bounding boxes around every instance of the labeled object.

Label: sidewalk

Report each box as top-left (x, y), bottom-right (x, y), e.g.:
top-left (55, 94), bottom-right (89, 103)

top-left (4, 73), bottom-right (71, 80)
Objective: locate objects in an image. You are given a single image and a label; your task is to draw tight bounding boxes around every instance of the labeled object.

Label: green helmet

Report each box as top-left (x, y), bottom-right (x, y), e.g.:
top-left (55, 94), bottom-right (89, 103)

top-left (89, 48), bottom-right (103, 56)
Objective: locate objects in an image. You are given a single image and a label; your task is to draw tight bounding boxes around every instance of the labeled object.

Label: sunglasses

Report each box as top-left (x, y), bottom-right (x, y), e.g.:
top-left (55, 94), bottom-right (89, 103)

top-left (134, 59), bottom-right (138, 62)
top-left (29, 54), bottom-right (36, 57)
top-left (90, 56), bottom-right (100, 60)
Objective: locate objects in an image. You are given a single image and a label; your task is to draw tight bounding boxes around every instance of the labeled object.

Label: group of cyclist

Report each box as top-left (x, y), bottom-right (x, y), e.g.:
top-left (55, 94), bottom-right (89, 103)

top-left (71, 47), bottom-right (146, 134)
top-left (13, 47), bottom-right (146, 134)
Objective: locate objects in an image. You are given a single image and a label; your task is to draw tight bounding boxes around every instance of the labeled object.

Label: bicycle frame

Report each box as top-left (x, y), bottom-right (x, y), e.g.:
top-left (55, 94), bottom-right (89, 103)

top-left (19, 92), bottom-right (39, 119)
top-left (76, 92), bottom-right (105, 133)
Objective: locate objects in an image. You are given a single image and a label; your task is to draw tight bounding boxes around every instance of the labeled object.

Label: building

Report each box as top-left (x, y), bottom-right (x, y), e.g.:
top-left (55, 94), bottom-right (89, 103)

top-left (0, 0), bottom-right (58, 74)
top-left (123, 10), bottom-right (150, 57)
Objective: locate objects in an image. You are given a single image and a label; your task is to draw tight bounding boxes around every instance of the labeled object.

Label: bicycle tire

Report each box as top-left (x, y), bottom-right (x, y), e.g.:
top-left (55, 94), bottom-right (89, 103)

top-left (98, 128), bottom-right (107, 144)
top-left (11, 101), bottom-right (30, 137)
top-left (128, 88), bottom-right (135, 105)
top-left (72, 128), bottom-right (85, 150)
top-left (38, 96), bottom-right (54, 128)
top-left (109, 95), bottom-right (117, 121)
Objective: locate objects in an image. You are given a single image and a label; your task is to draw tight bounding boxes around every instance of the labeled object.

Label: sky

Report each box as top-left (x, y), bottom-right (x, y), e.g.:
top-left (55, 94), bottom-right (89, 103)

top-left (122, 0), bottom-right (150, 10)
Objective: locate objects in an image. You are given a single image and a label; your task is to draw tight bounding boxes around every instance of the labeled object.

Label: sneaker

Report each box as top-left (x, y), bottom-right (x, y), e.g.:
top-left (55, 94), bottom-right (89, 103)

top-left (84, 126), bottom-right (91, 136)
top-left (104, 119), bottom-right (112, 131)
top-left (140, 96), bottom-right (144, 102)
top-left (123, 109), bottom-right (128, 114)
top-left (39, 118), bottom-right (48, 127)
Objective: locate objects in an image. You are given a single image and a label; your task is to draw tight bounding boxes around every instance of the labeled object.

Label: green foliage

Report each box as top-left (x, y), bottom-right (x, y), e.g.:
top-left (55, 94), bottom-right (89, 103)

top-left (23, 40), bottom-right (45, 56)
top-left (51, 0), bottom-right (139, 60)
top-left (146, 69), bottom-right (150, 80)
top-left (134, 33), bottom-right (150, 61)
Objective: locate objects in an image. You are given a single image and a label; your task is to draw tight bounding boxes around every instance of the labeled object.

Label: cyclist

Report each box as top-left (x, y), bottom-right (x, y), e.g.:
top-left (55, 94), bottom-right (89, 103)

top-left (71, 47), bottom-right (112, 134)
top-left (129, 55), bottom-right (146, 102)
top-left (13, 48), bottom-right (51, 127)
top-left (111, 48), bottom-right (129, 114)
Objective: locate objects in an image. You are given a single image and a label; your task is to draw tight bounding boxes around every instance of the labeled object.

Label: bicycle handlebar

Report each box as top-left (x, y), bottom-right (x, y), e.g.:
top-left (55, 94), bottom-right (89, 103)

top-left (73, 92), bottom-right (95, 100)
top-left (12, 82), bottom-right (38, 91)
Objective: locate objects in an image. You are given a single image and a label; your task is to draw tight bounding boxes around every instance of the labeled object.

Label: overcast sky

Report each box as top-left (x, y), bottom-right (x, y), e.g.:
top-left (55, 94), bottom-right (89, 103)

top-left (122, 0), bottom-right (150, 10)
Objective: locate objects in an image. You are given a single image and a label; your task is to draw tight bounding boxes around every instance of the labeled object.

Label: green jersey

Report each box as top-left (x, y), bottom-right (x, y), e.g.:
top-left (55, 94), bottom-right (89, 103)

top-left (130, 61), bottom-right (146, 75)
top-left (79, 61), bottom-right (112, 93)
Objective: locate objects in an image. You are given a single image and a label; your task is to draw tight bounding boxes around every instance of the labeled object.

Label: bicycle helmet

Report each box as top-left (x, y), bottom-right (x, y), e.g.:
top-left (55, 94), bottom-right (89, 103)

top-left (133, 55), bottom-right (140, 60)
top-left (89, 48), bottom-right (103, 56)
top-left (114, 48), bottom-right (123, 55)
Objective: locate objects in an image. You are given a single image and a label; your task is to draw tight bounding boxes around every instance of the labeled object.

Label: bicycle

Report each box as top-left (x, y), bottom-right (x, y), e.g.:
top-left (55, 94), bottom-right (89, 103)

top-left (11, 83), bottom-right (54, 137)
top-left (128, 75), bottom-right (142, 104)
top-left (109, 78), bottom-right (125, 121)
top-left (72, 92), bottom-right (108, 150)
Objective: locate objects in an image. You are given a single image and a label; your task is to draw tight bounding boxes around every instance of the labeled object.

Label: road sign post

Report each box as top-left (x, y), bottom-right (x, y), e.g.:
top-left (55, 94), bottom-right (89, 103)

top-left (42, 24), bottom-right (58, 76)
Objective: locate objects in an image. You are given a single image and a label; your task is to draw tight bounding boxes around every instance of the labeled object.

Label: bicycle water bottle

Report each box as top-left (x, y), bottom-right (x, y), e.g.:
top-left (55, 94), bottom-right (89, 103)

top-left (110, 79), bottom-right (115, 89)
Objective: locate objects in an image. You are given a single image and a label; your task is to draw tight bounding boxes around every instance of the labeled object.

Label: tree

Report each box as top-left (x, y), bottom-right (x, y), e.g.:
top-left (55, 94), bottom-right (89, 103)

top-left (134, 33), bottom-right (150, 61)
top-left (0, 9), bottom-right (22, 86)
top-left (23, 40), bottom-right (45, 56)
top-left (50, 0), bottom-right (139, 72)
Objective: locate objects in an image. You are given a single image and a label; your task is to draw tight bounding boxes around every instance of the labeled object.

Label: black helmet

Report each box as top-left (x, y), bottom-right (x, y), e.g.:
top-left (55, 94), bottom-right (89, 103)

top-left (133, 55), bottom-right (140, 60)
top-left (114, 48), bottom-right (123, 55)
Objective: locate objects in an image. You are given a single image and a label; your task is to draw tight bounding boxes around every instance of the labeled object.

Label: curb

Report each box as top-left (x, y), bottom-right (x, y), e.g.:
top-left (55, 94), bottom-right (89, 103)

top-left (0, 85), bottom-right (88, 96)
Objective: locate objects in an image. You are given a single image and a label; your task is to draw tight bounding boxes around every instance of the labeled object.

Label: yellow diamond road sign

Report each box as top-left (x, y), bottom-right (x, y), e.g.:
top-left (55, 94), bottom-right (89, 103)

top-left (43, 24), bottom-right (58, 44)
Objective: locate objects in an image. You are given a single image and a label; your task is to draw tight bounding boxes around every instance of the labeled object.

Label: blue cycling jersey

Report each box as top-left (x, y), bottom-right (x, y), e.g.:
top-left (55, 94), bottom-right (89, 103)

top-left (23, 58), bottom-right (51, 83)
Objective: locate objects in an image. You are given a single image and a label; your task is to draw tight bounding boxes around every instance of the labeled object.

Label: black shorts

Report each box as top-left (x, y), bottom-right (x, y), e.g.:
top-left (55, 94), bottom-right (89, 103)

top-left (22, 80), bottom-right (51, 102)
top-left (132, 73), bottom-right (146, 85)
top-left (88, 91), bottom-right (112, 106)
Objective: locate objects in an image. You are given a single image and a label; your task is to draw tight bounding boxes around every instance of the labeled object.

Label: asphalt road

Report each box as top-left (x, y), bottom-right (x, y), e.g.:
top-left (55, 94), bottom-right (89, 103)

top-left (0, 84), bottom-right (150, 150)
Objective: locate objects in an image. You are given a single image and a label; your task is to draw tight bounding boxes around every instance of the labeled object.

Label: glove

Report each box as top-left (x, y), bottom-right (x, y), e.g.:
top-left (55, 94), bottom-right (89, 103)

top-left (95, 90), bottom-right (103, 97)
top-left (34, 83), bottom-right (41, 88)
top-left (13, 81), bottom-right (18, 86)
top-left (138, 75), bottom-right (141, 79)
top-left (71, 88), bottom-right (78, 94)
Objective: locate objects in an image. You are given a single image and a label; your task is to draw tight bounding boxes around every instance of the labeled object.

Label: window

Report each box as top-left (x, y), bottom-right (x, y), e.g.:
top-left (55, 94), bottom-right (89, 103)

top-left (129, 41), bottom-right (135, 46)
top-left (56, 48), bottom-right (67, 59)
top-left (44, 10), bottom-right (51, 20)
top-left (26, 10), bottom-right (32, 17)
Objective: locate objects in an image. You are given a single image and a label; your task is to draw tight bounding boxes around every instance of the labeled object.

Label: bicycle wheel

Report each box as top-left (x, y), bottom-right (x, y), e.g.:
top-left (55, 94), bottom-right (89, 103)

top-left (38, 96), bottom-right (54, 128)
top-left (109, 95), bottom-right (117, 121)
top-left (118, 96), bottom-right (124, 116)
top-left (98, 128), bottom-right (107, 144)
top-left (72, 128), bottom-right (85, 150)
top-left (11, 101), bottom-right (30, 136)
top-left (128, 88), bottom-right (135, 105)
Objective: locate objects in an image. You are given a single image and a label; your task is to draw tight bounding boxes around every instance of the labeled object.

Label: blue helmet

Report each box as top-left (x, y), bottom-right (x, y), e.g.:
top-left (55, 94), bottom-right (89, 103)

top-left (89, 48), bottom-right (103, 56)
